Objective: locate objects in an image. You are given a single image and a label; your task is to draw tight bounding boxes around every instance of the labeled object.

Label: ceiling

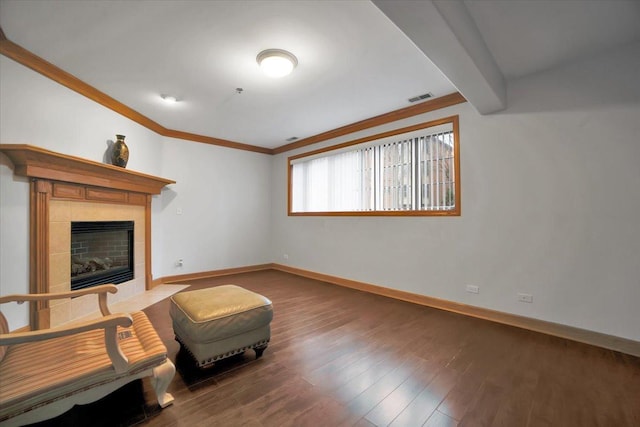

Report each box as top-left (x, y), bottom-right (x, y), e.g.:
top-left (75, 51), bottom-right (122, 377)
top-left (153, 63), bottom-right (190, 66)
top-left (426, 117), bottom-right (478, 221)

top-left (1, 0), bottom-right (639, 151)
top-left (463, 0), bottom-right (640, 79)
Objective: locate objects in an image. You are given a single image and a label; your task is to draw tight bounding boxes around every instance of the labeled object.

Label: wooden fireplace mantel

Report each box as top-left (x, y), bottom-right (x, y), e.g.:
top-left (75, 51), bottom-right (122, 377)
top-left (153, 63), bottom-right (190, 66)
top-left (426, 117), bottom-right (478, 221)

top-left (0, 144), bottom-right (175, 194)
top-left (0, 144), bottom-right (175, 329)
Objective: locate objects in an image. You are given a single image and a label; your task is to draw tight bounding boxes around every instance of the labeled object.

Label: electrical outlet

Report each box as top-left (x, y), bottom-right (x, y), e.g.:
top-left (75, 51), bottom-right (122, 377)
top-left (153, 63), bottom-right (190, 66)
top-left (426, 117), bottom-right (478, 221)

top-left (283, 254), bottom-right (289, 260)
top-left (176, 259), bottom-right (184, 267)
top-left (517, 293), bottom-right (533, 303)
top-left (466, 285), bottom-right (479, 294)
top-left (176, 207), bottom-right (183, 215)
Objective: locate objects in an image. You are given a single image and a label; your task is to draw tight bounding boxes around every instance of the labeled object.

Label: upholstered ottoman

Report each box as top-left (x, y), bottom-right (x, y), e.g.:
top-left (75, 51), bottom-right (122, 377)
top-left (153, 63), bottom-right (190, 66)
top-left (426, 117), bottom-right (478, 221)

top-left (169, 285), bottom-right (272, 367)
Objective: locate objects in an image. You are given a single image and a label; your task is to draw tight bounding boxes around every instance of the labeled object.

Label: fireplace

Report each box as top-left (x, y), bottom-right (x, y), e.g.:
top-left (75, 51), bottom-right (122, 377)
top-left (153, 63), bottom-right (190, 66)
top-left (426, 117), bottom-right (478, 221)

top-left (71, 221), bottom-right (134, 290)
top-left (0, 144), bottom-right (175, 328)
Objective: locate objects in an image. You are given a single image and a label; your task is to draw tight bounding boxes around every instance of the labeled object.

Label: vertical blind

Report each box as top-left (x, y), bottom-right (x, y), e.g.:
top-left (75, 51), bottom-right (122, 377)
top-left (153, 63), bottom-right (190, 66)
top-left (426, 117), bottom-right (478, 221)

top-left (291, 124), bottom-right (455, 213)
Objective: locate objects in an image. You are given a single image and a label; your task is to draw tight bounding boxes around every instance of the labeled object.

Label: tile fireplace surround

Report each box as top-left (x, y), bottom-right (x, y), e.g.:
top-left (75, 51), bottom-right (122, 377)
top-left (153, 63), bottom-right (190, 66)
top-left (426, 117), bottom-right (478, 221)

top-left (0, 144), bottom-right (175, 329)
top-left (49, 200), bottom-right (145, 326)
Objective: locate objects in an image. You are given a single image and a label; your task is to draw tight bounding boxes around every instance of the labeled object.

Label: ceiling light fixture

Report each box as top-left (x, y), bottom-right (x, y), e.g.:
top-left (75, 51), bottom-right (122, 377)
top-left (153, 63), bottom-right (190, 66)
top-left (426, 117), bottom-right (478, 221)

top-left (256, 49), bottom-right (298, 78)
top-left (160, 94), bottom-right (178, 104)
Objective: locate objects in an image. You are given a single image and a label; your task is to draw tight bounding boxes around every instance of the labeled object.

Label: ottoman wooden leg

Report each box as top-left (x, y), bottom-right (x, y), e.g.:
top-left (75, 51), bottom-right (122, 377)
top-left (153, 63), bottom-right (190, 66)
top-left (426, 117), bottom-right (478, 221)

top-left (254, 345), bottom-right (267, 359)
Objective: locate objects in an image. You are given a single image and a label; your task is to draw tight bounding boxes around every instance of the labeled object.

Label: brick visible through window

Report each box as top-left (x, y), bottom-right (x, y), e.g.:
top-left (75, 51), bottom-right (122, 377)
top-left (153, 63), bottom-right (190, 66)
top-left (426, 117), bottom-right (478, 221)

top-left (288, 116), bottom-right (460, 216)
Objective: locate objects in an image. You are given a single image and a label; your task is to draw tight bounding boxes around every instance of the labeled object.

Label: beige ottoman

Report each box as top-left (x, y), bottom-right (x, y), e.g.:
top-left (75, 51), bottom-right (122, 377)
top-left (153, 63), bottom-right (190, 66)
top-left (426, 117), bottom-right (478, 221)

top-left (169, 285), bottom-right (273, 367)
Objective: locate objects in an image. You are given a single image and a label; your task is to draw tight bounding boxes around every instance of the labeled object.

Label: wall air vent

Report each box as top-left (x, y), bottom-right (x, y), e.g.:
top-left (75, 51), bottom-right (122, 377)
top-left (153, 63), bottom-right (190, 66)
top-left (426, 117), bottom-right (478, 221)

top-left (408, 92), bottom-right (433, 103)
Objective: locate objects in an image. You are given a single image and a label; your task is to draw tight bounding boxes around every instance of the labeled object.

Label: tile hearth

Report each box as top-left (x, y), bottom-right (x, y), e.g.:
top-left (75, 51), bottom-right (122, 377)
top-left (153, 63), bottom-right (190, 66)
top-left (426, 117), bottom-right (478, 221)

top-left (66, 283), bottom-right (189, 326)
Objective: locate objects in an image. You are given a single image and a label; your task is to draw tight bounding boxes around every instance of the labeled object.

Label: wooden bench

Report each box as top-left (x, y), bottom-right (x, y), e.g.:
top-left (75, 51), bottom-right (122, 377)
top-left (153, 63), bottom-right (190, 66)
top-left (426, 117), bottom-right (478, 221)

top-left (0, 285), bottom-right (174, 426)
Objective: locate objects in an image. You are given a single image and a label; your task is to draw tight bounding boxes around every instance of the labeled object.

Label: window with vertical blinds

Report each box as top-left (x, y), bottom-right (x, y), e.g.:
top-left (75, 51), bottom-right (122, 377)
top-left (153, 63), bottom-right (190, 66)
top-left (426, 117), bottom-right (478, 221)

top-left (289, 116), bottom-right (460, 216)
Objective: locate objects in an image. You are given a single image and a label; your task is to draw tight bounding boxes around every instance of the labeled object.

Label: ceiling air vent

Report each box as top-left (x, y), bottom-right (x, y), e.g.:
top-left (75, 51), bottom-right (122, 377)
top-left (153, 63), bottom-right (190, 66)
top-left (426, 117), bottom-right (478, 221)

top-left (408, 92), bottom-right (433, 103)
top-left (286, 136), bottom-right (299, 142)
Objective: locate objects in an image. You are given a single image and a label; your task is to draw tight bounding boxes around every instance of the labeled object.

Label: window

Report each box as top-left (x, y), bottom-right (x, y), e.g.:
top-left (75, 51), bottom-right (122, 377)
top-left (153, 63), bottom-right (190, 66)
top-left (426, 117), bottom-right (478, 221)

top-left (289, 116), bottom-right (460, 216)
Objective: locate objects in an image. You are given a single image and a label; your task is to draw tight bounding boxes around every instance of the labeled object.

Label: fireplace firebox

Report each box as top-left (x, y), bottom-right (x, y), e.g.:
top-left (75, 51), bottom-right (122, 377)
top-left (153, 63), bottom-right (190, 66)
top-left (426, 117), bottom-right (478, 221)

top-left (71, 221), bottom-right (134, 290)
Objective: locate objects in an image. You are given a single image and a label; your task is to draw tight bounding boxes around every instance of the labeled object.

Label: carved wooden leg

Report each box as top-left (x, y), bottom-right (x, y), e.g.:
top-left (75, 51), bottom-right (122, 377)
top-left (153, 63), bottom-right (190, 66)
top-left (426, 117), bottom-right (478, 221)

top-left (254, 345), bottom-right (267, 359)
top-left (151, 359), bottom-right (175, 408)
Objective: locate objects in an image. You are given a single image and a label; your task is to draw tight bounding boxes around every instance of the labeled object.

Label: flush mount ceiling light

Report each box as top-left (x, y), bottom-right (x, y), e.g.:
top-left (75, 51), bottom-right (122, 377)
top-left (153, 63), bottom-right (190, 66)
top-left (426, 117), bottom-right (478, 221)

top-left (160, 94), bottom-right (178, 104)
top-left (256, 49), bottom-right (298, 78)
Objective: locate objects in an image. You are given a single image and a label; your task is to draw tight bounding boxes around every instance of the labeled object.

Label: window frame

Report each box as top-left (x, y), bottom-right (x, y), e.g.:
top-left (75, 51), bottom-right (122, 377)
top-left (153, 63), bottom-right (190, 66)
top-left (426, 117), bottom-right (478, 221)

top-left (288, 115), bottom-right (460, 216)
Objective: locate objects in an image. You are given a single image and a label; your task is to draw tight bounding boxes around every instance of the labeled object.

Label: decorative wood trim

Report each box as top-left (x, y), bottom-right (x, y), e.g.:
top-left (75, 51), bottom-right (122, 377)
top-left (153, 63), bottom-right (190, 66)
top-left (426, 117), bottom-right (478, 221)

top-left (273, 92), bottom-right (467, 154)
top-left (0, 38), bottom-right (165, 134)
top-left (52, 183), bottom-right (84, 200)
top-left (145, 195), bottom-right (153, 291)
top-left (2, 145), bottom-right (174, 327)
top-left (0, 34), bottom-right (464, 156)
top-left (85, 188), bottom-right (128, 203)
top-left (128, 193), bottom-right (146, 206)
top-left (157, 264), bottom-right (274, 285)
top-left (286, 210), bottom-right (459, 217)
top-left (50, 181), bottom-right (147, 206)
top-left (271, 264), bottom-right (640, 357)
top-left (30, 180), bottom-right (51, 330)
top-left (0, 37), bottom-right (270, 155)
top-left (0, 144), bottom-right (175, 194)
top-left (453, 114), bottom-right (461, 217)
top-left (287, 115), bottom-right (458, 161)
top-left (163, 129), bottom-right (272, 155)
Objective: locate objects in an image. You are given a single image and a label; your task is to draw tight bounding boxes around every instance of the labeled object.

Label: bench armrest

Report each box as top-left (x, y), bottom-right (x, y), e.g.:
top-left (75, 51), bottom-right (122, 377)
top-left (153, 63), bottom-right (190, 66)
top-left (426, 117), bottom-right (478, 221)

top-left (0, 313), bottom-right (133, 373)
top-left (0, 284), bottom-right (118, 316)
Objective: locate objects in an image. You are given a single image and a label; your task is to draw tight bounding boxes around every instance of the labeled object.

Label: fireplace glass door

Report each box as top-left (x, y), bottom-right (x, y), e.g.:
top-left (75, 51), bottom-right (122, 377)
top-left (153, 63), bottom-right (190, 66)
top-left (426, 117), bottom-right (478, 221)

top-left (71, 221), bottom-right (134, 290)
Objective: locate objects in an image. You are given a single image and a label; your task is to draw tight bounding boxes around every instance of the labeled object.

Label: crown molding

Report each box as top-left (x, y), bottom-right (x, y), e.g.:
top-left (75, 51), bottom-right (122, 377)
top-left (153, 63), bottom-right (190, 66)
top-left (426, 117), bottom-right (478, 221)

top-left (272, 92), bottom-right (466, 154)
top-left (0, 34), bottom-right (271, 155)
top-left (0, 28), bottom-right (466, 156)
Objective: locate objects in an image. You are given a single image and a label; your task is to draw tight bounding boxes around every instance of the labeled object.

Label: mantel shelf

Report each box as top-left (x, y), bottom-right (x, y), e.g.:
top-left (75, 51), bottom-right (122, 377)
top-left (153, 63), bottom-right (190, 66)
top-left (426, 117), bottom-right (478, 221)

top-left (0, 144), bottom-right (175, 194)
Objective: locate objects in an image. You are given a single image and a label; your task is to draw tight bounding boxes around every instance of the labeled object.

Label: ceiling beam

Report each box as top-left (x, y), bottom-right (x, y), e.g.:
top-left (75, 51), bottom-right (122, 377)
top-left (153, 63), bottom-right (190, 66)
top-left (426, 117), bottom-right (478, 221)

top-left (373, 0), bottom-right (506, 114)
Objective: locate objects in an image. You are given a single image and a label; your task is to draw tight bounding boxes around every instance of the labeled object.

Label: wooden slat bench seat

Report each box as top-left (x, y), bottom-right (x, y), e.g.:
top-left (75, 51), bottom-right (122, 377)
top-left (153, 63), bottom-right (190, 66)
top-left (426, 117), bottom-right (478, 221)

top-left (0, 285), bottom-right (174, 426)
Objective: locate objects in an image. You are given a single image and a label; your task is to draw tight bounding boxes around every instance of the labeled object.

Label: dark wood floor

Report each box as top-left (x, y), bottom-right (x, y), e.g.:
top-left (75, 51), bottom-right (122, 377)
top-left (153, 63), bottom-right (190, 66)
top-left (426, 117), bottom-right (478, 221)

top-left (34, 270), bottom-right (640, 426)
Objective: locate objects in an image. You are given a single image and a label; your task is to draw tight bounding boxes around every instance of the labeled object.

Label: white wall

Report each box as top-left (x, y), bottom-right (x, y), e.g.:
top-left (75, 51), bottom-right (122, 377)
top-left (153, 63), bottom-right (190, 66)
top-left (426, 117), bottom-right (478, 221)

top-left (0, 56), bottom-right (272, 329)
top-left (154, 137), bottom-right (272, 278)
top-left (2, 40), bottom-right (638, 342)
top-left (0, 55), bottom-right (162, 329)
top-left (270, 42), bottom-right (640, 341)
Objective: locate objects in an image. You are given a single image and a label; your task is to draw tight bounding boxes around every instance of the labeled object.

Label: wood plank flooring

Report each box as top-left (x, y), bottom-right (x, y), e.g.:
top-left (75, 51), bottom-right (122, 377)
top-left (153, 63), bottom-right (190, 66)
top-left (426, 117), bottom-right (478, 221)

top-left (32, 270), bottom-right (640, 426)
